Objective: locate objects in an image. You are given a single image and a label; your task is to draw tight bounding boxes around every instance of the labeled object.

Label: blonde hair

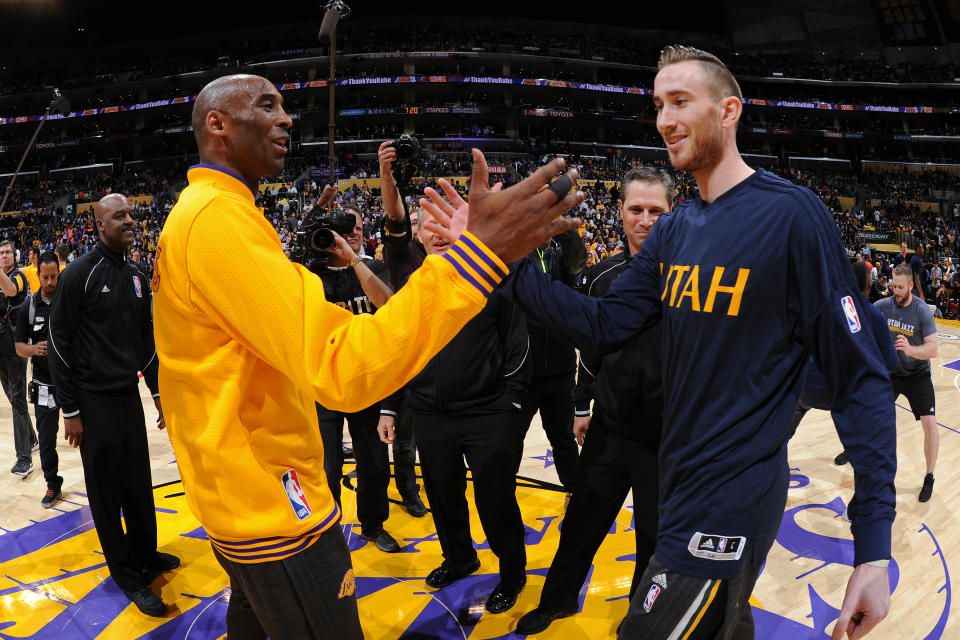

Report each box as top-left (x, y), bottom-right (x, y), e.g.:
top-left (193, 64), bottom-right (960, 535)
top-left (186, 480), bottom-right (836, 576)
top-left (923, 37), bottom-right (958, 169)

top-left (658, 45), bottom-right (743, 102)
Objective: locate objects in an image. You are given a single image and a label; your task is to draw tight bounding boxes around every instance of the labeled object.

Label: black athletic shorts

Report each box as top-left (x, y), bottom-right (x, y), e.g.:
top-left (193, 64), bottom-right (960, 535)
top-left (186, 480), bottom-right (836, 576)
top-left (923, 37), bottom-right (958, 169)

top-left (892, 373), bottom-right (936, 420)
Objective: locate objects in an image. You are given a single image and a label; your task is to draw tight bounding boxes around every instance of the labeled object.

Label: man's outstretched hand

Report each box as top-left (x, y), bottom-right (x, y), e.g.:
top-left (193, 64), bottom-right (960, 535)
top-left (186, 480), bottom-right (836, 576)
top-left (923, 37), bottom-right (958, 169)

top-left (423, 149), bottom-right (583, 264)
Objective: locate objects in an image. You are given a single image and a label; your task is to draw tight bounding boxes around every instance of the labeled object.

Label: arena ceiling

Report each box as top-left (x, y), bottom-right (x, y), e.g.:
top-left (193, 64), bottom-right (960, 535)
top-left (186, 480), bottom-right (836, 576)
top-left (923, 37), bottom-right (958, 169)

top-left (0, 0), bottom-right (731, 48)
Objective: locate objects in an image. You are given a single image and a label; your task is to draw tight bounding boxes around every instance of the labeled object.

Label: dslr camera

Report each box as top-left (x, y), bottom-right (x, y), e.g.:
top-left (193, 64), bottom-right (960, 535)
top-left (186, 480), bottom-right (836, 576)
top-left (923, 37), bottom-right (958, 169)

top-left (391, 133), bottom-right (421, 163)
top-left (389, 133), bottom-right (423, 191)
top-left (291, 208), bottom-right (356, 271)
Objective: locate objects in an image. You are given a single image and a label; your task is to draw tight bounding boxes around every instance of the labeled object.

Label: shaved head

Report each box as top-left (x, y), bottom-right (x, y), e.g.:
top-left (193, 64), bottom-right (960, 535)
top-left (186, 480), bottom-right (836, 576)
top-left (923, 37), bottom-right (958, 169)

top-left (190, 74), bottom-right (292, 188)
top-left (192, 74), bottom-right (263, 145)
top-left (94, 193), bottom-right (128, 223)
top-left (94, 193), bottom-right (135, 252)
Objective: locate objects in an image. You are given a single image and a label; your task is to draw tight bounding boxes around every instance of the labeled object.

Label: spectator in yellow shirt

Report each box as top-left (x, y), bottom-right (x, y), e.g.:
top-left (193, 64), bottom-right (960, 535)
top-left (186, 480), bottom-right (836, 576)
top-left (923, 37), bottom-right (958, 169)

top-left (22, 247), bottom-right (40, 294)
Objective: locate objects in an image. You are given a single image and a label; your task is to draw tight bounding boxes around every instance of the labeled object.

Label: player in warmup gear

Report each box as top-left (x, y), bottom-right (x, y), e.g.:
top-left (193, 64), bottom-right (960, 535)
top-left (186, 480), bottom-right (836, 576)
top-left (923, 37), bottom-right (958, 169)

top-left (844, 262), bottom-right (937, 502)
top-left (152, 74), bottom-right (583, 639)
top-left (425, 45), bottom-right (896, 640)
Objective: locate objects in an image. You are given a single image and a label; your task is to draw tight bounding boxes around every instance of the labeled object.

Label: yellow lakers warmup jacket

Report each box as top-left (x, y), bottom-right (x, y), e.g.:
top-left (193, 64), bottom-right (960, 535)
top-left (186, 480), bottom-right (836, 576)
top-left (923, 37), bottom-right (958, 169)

top-left (153, 164), bottom-right (507, 563)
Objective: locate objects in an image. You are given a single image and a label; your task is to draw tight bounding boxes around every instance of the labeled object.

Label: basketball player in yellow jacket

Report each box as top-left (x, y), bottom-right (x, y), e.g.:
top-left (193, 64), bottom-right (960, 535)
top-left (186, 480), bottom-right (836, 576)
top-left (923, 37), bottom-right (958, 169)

top-left (152, 74), bottom-right (583, 640)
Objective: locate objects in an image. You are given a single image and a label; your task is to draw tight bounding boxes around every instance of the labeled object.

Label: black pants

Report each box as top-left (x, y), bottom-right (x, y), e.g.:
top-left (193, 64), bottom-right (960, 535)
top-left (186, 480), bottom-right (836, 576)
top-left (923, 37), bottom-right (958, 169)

top-left (78, 386), bottom-right (159, 592)
top-left (317, 403), bottom-right (389, 532)
top-left (517, 372), bottom-right (579, 491)
top-left (619, 538), bottom-right (774, 640)
top-left (415, 409), bottom-right (527, 583)
top-left (213, 526), bottom-right (364, 640)
top-left (392, 400), bottom-right (420, 500)
top-left (1, 354), bottom-right (35, 463)
top-left (538, 420), bottom-right (659, 612)
top-left (35, 402), bottom-right (62, 491)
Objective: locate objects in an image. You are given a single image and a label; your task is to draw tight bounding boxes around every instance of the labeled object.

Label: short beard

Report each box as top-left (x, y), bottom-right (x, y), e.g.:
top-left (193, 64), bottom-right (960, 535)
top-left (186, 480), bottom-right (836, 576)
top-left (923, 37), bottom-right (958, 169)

top-left (669, 121), bottom-right (724, 173)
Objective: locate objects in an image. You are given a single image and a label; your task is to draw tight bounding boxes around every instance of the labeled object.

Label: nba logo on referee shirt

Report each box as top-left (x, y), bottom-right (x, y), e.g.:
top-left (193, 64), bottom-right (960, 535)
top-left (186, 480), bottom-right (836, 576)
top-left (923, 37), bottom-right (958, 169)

top-left (281, 469), bottom-right (312, 520)
top-left (132, 276), bottom-right (142, 298)
top-left (643, 584), bottom-right (661, 612)
top-left (841, 296), bottom-right (860, 333)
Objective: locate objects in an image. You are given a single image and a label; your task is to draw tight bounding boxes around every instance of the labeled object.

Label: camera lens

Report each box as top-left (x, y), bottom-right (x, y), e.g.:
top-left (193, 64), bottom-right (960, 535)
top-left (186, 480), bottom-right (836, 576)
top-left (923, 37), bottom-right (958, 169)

top-left (310, 229), bottom-right (337, 252)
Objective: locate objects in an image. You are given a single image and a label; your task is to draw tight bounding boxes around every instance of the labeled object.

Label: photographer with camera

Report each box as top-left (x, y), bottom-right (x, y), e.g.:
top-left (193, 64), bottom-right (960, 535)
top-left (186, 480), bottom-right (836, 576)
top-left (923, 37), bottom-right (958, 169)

top-left (303, 204), bottom-right (403, 552)
top-left (375, 137), bottom-right (430, 518)
top-left (378, 137), bottom-right (426, 289)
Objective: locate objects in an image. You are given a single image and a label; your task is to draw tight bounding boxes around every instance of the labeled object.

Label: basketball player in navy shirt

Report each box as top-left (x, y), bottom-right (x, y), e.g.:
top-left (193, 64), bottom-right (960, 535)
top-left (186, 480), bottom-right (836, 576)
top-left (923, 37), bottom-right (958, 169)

top-left (423, 46), bottom-right (895, 640)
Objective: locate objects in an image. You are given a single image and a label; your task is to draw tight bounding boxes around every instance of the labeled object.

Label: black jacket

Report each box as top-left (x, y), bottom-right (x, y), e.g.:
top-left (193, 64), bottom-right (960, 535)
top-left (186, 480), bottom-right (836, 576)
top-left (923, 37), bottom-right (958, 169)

top-left (49, 242), bottom-right (159, 418)
top-left (15, 292), bottom-right (54, 383)
top-left (406, 290), bottom-right (531, 414)
top-left (525, 229), bottom-right (586, 378)
top-left (573, 251), bottom-right (662, 443)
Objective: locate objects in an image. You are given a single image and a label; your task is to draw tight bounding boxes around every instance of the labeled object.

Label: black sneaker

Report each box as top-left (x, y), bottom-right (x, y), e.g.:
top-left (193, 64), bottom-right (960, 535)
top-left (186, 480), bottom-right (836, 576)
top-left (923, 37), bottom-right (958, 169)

top-left (11, 460), bottom-right (33, 477)
top-left (402, 494), bottom-right (428, 518)
top-left (516, 601), bottom-right (579, 634)
top-left (361, 528), bottom-right (400, 553)
top-left (124, 587), bottom-right (167, 617)
top-left (146, 552), bottom-right (181, 572)
top-left (834, 451), bottom-right (849, 466)
top-left (919, 473), bottom-right (935, 502)
top-left (41, 487), bottom-right (62, 509)
top-left (425, 558), bottom-right (481, 589)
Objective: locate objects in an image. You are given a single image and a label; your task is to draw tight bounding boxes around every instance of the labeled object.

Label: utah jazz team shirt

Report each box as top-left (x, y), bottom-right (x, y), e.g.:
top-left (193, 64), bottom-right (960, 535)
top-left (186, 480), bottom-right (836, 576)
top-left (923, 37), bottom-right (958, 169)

top-left (504, 168), bottom-right (896, 579)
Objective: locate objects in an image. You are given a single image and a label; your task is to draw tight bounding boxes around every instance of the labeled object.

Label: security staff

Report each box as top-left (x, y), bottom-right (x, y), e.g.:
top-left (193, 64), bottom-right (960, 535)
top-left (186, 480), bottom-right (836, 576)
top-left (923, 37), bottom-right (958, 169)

top-left (312, 204), bottom-right (403, 552)
top-left (406, 199), bottom-right (532, 615)
top-left (49, 193), bottom-right (179, 618)
top-left (516, 229), bottom-right (585, 497)
top-left (14, 251), bottom-right (63, 508)
top-left (517, 167), bottom-right (671, 635)
top-left (0, 239), bottom-right (36, 477)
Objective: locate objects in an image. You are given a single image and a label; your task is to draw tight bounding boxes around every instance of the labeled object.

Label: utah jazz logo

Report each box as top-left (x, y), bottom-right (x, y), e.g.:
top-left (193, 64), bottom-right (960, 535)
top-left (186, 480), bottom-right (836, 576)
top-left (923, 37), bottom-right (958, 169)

top-left (660, 264), bottom-right (750, 316)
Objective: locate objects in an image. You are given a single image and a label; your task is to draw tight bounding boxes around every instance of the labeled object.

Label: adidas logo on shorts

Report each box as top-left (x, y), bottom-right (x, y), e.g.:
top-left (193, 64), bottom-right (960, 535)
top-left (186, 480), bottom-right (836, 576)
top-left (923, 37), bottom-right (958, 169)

top-left (652, 573), bottom-right (668, 589)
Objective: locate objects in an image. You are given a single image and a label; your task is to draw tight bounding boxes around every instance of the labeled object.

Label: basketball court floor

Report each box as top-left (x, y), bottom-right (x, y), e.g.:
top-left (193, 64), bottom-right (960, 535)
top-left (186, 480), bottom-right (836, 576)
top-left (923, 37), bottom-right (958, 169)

top-left (2, 323), bottom-right (959, 639)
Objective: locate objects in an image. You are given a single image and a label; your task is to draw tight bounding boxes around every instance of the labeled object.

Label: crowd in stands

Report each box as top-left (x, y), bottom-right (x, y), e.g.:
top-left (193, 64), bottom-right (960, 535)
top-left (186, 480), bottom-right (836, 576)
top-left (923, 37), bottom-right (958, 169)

top-left (1, 139), bottom-right (958, 318)
top-left (4, 21), bottom-right (959, 102)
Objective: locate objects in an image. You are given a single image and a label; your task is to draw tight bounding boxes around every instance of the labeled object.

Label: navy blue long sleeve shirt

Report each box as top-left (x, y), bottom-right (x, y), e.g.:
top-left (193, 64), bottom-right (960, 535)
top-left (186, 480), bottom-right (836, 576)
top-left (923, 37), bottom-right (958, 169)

top-left (502, 168), bottom-right (896, 579)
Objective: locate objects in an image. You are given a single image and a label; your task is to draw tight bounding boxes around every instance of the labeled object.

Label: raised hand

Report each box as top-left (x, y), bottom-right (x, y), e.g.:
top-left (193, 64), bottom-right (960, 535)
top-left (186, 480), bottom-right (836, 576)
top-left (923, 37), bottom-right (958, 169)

top-left (419, 179), bottom-right (502, 242)
top-left (424, 149), bottom-right (583, 264)
top-left (317, 184), bottom-right (338, 211)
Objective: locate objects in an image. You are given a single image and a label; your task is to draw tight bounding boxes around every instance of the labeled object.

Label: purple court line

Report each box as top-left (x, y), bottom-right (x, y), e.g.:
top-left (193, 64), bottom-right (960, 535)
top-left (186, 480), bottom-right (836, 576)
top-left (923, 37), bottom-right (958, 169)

top-left (895, 403), bottom-right (960, 435)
